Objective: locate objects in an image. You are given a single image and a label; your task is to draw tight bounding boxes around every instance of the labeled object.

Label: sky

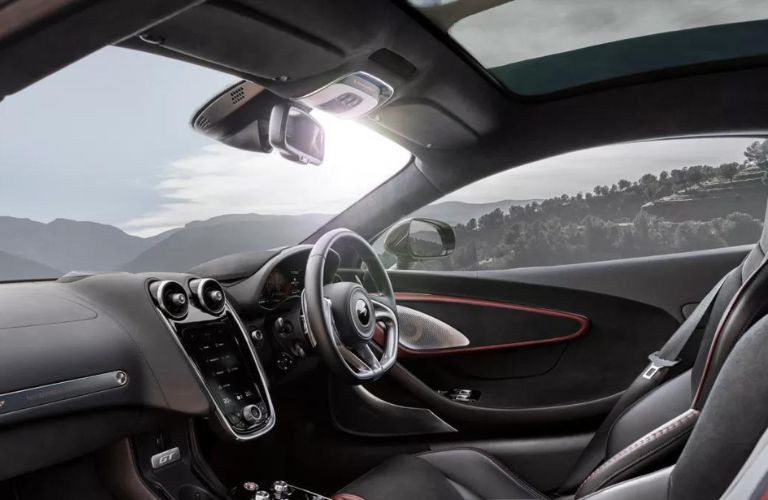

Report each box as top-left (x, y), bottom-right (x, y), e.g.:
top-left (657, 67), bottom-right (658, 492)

top-left (0, 47), bottom-right (410, 237)
top-left (0, 45), bottom-right (760, 237)
top-left (451, 0), bottom-right (768, 68)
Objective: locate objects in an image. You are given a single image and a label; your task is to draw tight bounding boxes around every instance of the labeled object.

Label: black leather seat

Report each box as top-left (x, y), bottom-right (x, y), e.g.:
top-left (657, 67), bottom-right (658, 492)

top-left (338, 448), bottom-right (549, 499)
top-left (337, 204), bottom-right (768, 500)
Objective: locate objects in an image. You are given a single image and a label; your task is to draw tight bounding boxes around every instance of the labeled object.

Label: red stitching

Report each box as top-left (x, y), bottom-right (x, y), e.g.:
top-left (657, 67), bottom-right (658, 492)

top-left (577, 410), bottom-right (699, 496)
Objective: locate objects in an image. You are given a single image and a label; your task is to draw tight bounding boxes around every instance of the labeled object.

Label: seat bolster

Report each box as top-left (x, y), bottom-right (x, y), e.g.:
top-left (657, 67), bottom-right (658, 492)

top-left (418, 448), bottom-right (549, 500)
top-left (580, 466), bottom-right (672, 500)
top-left (606, 370), bottom-right (692, 456)
top-left (336, 448), bottom-right (548, 500)
top-left (576, 410), bottom-right (698, 498)
top-left (336, 454), bottom-right (465, 500)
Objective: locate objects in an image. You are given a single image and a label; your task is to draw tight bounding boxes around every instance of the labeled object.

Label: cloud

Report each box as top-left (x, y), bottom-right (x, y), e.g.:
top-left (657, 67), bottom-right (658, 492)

top-left (122, 114), bottom-right (411, 237)
top-left (451, 0), bottom-right (768, 67)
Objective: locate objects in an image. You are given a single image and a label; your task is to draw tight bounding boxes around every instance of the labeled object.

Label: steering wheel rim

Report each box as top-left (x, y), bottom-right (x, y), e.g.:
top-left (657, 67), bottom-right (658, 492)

top-left (302, 228), bottom-right (399, 383)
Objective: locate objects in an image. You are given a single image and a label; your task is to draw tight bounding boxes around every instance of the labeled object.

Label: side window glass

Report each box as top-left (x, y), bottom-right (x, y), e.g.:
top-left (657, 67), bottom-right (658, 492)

top-left (376, 138), bottom-right (767, 271)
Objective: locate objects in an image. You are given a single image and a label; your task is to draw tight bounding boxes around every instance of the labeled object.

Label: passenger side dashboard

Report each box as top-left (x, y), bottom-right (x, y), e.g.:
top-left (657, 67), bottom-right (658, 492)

top-left (0, 270), bottom-right (270, 480)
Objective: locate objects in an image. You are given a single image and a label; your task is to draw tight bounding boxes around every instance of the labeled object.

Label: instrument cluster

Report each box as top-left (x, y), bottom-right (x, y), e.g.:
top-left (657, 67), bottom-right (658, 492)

top-left (258, 265), bottom-right (305, 309)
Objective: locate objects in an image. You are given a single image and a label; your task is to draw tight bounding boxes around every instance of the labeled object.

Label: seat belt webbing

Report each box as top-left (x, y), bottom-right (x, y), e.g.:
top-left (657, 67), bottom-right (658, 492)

top-left (558, 271), bottom-right (731, 494)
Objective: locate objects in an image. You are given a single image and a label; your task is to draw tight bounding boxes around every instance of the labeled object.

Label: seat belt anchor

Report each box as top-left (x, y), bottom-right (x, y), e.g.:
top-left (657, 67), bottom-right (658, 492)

top-left (642, 351), bottom-right (680, 380)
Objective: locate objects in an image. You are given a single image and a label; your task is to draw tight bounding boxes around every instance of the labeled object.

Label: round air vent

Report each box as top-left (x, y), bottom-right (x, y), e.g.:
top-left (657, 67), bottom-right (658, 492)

top-left (150, 280), bottom-right (189, 320)
top-left (190, 278), bottom-right (226, 315)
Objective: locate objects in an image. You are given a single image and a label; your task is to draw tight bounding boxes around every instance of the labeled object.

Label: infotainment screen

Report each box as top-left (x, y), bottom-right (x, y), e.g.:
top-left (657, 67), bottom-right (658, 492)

top-left (177, 314), bottom-right (270, 432)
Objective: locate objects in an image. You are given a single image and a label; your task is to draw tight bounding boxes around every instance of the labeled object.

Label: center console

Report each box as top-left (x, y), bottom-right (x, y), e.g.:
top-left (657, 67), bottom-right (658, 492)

top-left (234, 481), bottom-right (332, 500)
top-left (152, 278), bottom-right (276, 440)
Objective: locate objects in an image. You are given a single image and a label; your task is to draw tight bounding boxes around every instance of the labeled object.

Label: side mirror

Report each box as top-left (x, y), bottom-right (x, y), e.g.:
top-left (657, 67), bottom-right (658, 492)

top-left (269, 104), bottom-right (325, 165)
top-left (384, 218), bottom-right (455, 269)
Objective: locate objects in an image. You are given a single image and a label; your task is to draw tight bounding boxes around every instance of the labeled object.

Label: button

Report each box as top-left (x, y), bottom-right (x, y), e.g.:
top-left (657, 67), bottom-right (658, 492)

top-left (242, 404), bottom-right (264, 426)
top-left (221, 396), bottom-right (235, 408)
top-left (221, 354), bottom-right (237, 367)
top-left (227, 412), bottom-right (243, 426)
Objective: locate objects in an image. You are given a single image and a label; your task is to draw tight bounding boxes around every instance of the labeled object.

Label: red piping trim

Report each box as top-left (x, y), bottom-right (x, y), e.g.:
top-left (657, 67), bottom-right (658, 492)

top-left (692, 257), bottom-right (768, 406)
top-left (373, 293), bottom-right (590, 358)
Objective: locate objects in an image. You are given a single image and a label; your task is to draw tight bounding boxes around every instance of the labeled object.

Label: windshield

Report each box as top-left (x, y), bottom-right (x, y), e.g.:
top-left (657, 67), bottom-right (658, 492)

top-left (0, 47), bottom-right (410, 281)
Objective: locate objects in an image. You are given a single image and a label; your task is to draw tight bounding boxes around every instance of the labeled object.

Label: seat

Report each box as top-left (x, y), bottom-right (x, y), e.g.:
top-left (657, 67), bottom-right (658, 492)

top-left (338, 448), bottom-right (547, 500)
top-left (336, 203), bottom-right (768, 500)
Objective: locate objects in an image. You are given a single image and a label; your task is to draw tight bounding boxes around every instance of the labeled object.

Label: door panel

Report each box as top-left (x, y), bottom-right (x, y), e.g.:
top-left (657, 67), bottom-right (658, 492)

top-left (334, 246), bottom-right (749, 436)
top-left (389, 273), bottom-right (676, 409)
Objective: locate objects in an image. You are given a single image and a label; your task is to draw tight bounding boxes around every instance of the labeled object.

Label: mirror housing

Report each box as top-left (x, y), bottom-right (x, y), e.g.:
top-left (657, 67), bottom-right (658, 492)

top-left (384, 218), bottom-right (455, 269)
top-left (269, 104), bottom-right (325, 165)
top-left (190, 80), bottom-right (281, 153)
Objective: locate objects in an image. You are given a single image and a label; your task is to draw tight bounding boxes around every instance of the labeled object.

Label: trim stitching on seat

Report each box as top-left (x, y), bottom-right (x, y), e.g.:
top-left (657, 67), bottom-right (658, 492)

top-left (585, 421), bottom-right (692, 496)
top-left (576, 410), bottom-right (699, 497)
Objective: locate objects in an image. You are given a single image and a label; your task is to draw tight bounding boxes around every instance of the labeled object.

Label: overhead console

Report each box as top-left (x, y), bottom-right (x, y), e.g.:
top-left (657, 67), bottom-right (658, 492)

top-left (151, 278), bottom-right (275, 440)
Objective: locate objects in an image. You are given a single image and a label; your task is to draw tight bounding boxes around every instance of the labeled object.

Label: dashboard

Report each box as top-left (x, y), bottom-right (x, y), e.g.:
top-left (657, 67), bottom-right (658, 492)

top-left (0, 244), bottom-right (338, 480)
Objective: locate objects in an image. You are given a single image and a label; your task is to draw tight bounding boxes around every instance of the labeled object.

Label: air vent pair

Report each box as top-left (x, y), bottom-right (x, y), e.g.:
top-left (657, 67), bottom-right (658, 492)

top-left (150, 278), bottom-right (226, 319)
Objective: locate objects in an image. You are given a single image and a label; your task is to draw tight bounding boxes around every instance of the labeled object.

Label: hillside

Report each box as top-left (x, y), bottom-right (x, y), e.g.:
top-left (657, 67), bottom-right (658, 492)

top-left (412, 200), bottom-right (541, 225)
top-left (121, 213), bottom-right (332, 272)
top-left (0, 249), bottom-right (61, 281)
top-left (0, 217), bottom-right (172, 273)
top-left (415, 140), bottom-right (768, 272)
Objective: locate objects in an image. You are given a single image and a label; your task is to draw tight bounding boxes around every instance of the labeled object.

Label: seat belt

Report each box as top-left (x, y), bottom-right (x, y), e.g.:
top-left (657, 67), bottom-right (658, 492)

top-left (558, 271), bottom-right (731, 494)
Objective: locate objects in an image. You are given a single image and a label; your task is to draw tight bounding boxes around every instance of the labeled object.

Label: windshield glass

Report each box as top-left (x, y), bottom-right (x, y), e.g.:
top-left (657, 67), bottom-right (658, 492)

top-left (0, 47), bottom-right (410, 281)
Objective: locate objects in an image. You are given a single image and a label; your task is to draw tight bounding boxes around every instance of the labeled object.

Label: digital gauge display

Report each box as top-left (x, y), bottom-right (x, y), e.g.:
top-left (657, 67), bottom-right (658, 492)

top-left (259, 267), bottom-right (304, 308)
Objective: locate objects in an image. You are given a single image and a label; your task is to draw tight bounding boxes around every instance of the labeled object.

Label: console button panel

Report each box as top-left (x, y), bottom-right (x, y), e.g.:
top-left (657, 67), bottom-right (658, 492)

top-left (175, 312), bottom-right (272, 435)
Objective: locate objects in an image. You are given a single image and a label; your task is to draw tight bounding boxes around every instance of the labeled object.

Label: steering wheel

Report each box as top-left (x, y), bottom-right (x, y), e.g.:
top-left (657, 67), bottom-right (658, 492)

top-left (302, 228), bottom-right (399, 383)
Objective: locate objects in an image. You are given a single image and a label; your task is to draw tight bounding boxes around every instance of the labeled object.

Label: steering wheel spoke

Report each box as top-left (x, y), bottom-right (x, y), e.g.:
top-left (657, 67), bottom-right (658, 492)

top-left (303, 228), bottom-right (399, 383)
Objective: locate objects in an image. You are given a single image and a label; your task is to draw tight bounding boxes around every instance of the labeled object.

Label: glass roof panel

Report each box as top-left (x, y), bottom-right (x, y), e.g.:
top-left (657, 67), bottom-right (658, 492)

top-left (411, 0), bottom-right (768, 94)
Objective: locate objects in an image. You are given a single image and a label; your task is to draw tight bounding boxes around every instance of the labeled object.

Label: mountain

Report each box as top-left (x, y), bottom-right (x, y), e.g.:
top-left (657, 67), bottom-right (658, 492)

top-left (0, 250), bottom-right (61, 281)
top-left (412, 199), bottom-right (542, 225)
top-left (0, 217), bottom-right (174, 274)
top-left (121, 213), bottom-right (333, 272)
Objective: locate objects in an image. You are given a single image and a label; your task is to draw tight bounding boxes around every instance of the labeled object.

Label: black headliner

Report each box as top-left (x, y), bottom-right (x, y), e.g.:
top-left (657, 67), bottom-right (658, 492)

top-left (2, 0), bottom-right (767, 241)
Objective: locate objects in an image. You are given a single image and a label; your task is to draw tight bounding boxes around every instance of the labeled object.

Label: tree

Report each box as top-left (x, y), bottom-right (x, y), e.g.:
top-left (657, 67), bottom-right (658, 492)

top-left (479, 208), bottom-right (504, 230)
top-left (466, 218), bottom-right (477, 231)
top-left (638, 173), bottom-right (659, 198)
top-left (718, 162), bottom-right (739, 183)
top-left (670, 169), bottom-right (686, 190)
top-left (685, 166), bottom-right (703, 190)
top-left (618, 179), bottom-right (631, 191)
top-left (744, 140), bottom-right (768, 170)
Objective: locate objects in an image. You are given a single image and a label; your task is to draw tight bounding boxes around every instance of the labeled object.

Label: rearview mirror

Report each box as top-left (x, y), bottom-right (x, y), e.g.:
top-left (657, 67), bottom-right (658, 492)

top-left (190, 80), bottom-right (280, 153)
top-left (191, 81), bottom-right (326, 166)
top-left (384, 218), bottom-right (455, 269)
top-left (269, 104), bottom-right (325, 165)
